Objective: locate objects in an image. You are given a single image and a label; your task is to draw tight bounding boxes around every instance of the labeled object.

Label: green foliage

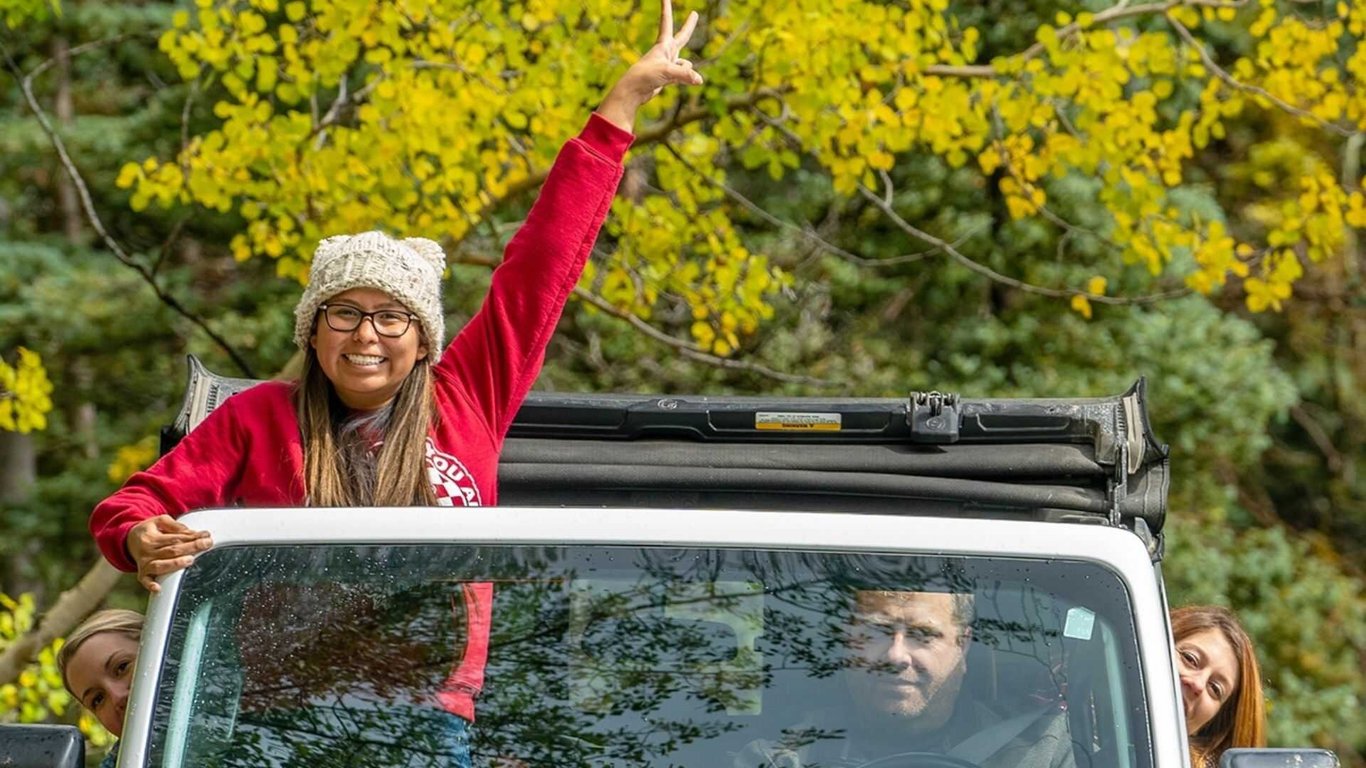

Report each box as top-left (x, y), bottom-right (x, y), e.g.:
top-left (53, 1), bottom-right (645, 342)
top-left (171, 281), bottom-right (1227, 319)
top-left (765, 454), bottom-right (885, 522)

top-left (0, 593), bottom-right (115, 750)
top-left (0, 347), bottom-right (54, 432)
top-left (0, 593), bottom-right (68, 723)
top-left (0, 0), bottom-right (59, 29)
top-left (932, 296), bottom-right (1298, 469)
top-left (1166, 516), bottom-right (1366, 752)
top-left (2, 0), bottom-right (1361, 762)
top-left (113, 0), bottom-right (1366, 356)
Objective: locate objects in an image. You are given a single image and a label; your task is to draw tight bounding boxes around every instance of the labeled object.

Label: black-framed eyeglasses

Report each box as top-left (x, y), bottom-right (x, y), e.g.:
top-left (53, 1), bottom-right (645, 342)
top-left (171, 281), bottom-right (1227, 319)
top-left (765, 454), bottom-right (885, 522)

top-left (318, 304), bottom-right (417, 338)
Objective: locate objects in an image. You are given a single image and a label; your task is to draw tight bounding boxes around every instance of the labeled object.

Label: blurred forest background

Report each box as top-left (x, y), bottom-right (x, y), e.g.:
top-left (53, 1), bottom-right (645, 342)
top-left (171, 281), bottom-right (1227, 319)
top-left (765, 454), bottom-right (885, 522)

top-left (1, 0), bottom-right (1362, 764)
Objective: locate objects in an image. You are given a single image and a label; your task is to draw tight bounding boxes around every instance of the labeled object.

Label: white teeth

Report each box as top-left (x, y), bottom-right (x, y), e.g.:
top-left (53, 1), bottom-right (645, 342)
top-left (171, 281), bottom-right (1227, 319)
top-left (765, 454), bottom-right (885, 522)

top-left (344, 354), bottom-right (385, 365)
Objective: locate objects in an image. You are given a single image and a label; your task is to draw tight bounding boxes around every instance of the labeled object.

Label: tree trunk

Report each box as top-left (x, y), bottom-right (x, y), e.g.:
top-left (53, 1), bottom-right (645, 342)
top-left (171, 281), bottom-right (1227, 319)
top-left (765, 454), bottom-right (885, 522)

top-left (53, 37), bottom-right (100, 461)
top-left (53, 36), bottom-right (82, 243)
top-left (0, 430), bottom-right (36, 506)
top-left (0, 559), bottom-right (122, 686)
top-left (0, 429), bottom-right (40, 601)
top-left (73, 361), bottom-right (98, 459)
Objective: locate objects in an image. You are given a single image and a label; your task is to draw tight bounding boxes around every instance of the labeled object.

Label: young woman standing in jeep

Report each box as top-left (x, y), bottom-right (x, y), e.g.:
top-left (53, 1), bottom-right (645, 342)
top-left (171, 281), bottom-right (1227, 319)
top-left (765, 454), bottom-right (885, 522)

top-left (88, 3), bottom-right (703, 762)
top-left (92, 0), bottom-right (703, 593)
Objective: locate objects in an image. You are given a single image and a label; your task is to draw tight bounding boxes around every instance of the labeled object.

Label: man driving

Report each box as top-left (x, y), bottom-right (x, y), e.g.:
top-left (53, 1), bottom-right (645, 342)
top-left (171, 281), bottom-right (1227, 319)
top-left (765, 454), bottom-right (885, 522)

top-left (735, 587), bottom-right (1076, 768)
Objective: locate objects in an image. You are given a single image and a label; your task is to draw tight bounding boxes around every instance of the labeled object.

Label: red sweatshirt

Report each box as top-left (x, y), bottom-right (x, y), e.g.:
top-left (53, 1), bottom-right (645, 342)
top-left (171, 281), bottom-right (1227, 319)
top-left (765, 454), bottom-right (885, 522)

top-left (90, 113), bottom-right (633, 720)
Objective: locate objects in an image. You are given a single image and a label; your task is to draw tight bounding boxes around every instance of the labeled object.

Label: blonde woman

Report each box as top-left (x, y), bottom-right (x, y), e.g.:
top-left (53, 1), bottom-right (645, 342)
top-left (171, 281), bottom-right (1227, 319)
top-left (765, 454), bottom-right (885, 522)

top-left (58, 609), bottom-right (143, 768)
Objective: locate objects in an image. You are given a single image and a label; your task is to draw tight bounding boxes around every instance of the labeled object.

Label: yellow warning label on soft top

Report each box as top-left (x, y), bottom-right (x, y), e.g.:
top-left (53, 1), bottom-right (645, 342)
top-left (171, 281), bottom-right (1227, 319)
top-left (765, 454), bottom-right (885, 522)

top-left (754, 411), bottom-right (842, 431)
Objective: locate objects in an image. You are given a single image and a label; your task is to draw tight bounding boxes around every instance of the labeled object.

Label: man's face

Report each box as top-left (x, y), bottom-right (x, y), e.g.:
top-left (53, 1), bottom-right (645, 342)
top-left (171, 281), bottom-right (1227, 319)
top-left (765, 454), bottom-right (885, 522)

top-left (844, 590), bottom-right (970, 728)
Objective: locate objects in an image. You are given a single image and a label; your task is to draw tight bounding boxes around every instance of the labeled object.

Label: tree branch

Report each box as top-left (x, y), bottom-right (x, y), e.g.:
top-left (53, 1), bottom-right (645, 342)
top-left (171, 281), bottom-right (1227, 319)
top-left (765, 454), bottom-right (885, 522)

top-left (180, 68), bottom-right (203, 155)
top-left (152, 214), bottom-right (192, 276)
top-left (459, 201), bottom-right (819, 383)
top-left (1164, 12), bottom-right (1353, 138)
top-left (858, 180), bottom-right (1188, 306)
top-left (658, 139), bottom-right (878, 266)
top-left (923, 0), bottom-right (1252, 79)
top-left (471, 89), bottom-right (787, 224)
top-left (745, 89), bottom-right (1187, 306)
top-left (1016, 0), bottom-right (1247, 65)
top-left (2, 41), bottom-right (257, 378)
top-left (1015, 1), bottom-right (1180, 63)
top-left (1343, 132), bottom-right (1363, 280)
top-left (572, 287), bottom-right (833, 387)
top-left (675, 344), bottom-right (833, 387)
top-left (0, 560), bottom-right (122, 687)
top-left (573, 287), bottom-right (705, 353)
top-left (1289, 404), bottom-right (1344, 475)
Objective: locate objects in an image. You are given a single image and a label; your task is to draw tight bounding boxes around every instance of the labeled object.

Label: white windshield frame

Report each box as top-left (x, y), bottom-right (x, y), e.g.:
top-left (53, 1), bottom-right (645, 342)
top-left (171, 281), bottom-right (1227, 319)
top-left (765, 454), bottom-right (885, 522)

top-left (120, 506), bottom-right (1186, 767)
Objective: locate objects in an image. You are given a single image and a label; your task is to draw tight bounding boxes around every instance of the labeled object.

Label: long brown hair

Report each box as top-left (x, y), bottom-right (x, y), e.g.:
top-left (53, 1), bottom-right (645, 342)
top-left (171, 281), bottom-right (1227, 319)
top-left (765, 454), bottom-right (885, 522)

top-left (1171, 605), bottom-right (1267, 767)
top-left (295, 339), bottom-right (437, 508)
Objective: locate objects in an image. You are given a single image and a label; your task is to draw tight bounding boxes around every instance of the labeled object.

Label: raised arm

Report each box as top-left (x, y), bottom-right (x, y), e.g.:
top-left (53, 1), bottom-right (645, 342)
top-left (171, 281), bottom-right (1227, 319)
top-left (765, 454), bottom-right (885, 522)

top-left (436, 0), bottom-right (705, 438)
top-left (596, 0), bottom-right (705, 132)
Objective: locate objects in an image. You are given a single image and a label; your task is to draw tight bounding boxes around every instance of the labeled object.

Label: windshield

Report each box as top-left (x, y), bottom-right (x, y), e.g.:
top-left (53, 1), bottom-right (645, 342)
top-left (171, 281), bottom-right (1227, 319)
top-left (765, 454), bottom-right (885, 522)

top-left (145, 544), bottom-right (1150, 768)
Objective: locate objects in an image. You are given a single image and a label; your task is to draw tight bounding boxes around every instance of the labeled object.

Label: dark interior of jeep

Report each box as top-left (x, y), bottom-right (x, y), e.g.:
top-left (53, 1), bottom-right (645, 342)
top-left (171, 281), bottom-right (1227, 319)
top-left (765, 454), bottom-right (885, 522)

top-left (152, 542), bottom-right (1150, 768)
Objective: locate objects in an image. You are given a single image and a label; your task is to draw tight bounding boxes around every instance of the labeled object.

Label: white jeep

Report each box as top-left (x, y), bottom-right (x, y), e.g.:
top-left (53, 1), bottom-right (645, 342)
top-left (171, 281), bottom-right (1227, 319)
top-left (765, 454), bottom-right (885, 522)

top-left (2, 359), bottom-right (1340, 768)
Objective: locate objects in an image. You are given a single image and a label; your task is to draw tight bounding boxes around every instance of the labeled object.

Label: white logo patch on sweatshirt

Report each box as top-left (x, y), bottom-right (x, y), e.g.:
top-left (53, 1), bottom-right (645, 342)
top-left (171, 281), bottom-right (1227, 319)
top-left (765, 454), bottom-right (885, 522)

top-left (425, 439), bottom-right (483, 507)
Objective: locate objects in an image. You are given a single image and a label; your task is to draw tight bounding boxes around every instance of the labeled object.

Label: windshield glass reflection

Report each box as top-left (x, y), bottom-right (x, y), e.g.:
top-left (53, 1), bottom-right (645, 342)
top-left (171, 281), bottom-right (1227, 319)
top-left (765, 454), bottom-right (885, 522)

top-left (148, 545), bottom-right (1148, 768)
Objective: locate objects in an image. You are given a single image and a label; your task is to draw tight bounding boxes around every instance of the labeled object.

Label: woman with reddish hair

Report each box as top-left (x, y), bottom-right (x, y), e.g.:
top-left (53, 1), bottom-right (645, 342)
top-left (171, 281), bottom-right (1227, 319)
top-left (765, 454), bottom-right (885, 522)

top-left (1170, 605), bottom-right (1268, 767)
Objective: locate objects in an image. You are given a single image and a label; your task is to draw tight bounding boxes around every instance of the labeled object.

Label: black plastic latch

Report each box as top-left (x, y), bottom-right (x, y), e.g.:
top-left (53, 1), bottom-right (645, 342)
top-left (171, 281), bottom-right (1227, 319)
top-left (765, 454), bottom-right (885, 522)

top-left (908, 391), bottom-right (960, 443)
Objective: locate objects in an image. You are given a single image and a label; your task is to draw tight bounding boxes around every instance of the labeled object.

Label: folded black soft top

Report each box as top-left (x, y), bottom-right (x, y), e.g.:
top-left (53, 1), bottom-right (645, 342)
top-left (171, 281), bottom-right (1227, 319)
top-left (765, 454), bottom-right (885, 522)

top-left (163, 356), bottom-right (1169, 557)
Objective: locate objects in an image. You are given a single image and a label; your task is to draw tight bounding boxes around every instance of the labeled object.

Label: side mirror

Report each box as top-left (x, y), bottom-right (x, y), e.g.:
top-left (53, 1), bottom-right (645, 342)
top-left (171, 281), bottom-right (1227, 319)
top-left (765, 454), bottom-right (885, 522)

top-left (0, 724), bottom-right (85, 768)
top-left (1220, 748), bottom-right (1340, 768)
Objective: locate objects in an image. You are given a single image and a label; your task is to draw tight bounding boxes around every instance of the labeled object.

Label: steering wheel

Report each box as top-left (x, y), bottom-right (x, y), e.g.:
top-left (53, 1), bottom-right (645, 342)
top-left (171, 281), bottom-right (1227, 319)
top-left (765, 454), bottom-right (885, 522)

top-left (852, 752), bottom-right (980, 768)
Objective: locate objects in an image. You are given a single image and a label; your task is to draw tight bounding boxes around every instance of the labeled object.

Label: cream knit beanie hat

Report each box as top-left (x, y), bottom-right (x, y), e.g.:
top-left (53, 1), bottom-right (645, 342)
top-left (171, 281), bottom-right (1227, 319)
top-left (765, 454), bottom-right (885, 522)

top-left (293, 231), bottom-right (447, 361)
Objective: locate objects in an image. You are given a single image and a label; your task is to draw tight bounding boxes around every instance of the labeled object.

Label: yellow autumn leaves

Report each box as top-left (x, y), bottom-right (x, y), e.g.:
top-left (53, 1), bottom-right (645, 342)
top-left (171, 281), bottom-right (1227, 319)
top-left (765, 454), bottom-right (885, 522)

top-left (0, 347), bottom-right (156, 490)
top-left (115, 0), bottom-right (1366, 352)
top-left (0, 348), bottom-right (53, 434)
top-left (0, 593), bottom-right (68, 725)
top-left (0, 593), bottom-right (115, 748)
top-left (0, 0), bottom-right (59, 29)
top-left (107, 436), bottom-right (160, 484)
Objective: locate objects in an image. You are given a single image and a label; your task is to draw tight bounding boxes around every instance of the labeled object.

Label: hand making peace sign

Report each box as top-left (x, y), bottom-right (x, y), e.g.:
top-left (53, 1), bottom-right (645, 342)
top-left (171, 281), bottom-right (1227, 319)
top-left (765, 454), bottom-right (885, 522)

top-left (597, 0), bottom-right (705, 132)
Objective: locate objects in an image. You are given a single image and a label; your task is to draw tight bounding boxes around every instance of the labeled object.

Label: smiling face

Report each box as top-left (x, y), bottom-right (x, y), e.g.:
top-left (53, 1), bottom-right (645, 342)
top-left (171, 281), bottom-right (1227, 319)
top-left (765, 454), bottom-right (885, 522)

top-left (65, 631), bottom-right (139, 737)
top-left (310, 287), bottom-right (430, 410)
top-left (844, 591), bottom-right (970, 731)
top-left (1177, 627), bottom-right (1241, 735)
